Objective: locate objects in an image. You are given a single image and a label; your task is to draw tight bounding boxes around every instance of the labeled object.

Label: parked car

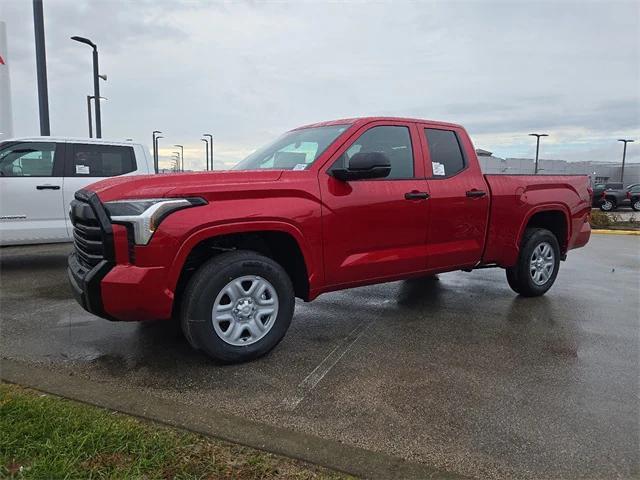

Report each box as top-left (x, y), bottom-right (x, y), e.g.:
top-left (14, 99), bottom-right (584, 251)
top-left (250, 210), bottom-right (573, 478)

top-left (68, 117), bottom-right (592, 363)
top-left (600, 183), bottom-right (640, 211)
top-left (628, 184), bottom-right (640, 212)
top-left (592, 182), bottom-right (622, 207)
top-left (0, 138), bottom-right (154, 245)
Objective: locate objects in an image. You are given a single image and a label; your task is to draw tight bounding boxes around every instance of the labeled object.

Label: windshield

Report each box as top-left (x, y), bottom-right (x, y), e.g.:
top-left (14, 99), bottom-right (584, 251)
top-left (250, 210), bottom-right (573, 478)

top-left (233, 125), bottom-right (349, 171)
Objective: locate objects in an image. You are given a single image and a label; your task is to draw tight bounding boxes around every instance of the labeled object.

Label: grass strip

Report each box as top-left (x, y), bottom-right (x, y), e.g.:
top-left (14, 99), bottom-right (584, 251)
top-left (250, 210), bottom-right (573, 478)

top-left (0, 383), bottom-right (352, 480)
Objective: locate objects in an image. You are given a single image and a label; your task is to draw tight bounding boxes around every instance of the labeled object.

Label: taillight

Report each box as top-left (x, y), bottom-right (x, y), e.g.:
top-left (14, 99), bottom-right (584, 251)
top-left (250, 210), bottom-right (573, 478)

top-left (601, 191), bottom-right (606, 198)
top-left (627, 191), bottom-right (631, 199)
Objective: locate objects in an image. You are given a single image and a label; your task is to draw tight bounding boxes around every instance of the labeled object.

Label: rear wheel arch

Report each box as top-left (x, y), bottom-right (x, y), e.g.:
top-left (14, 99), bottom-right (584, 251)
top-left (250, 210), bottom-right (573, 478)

top-left (519, 208), bottom-right (569, 256)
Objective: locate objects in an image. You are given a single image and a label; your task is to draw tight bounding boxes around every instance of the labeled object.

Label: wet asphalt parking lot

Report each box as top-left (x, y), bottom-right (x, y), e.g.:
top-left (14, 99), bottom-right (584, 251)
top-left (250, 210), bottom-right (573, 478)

top-left (1, 234), bottom-right (639, 479)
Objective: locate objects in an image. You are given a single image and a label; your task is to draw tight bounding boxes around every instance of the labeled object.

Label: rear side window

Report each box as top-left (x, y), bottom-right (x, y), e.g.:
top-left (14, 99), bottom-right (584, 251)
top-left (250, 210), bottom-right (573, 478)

top-left (69, 144), bottom-right (136, 177)
top-left (424, 128), bottom-right (465, 177)
top-left (0, 142), bottom-right (57, 177)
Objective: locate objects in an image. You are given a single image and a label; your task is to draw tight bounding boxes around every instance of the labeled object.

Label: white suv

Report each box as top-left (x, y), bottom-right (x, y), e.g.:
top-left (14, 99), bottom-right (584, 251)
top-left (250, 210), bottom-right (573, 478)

top-left (0, 137), bottom-right (154, 245)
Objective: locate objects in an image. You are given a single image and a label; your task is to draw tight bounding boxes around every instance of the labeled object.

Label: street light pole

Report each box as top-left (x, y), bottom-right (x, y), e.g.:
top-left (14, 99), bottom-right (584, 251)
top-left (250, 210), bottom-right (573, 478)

top-left (171, 154), bottom-right (180, 172)
top-left (201, 138), bottom-right (209, 171)
top-left (529, 133), bottom-right (549, 174)
top-left (33, 0), bottom-right (50, 136)
top-left (152, 130), bottom-right (162, 173)
top-left (618, 139), bottom-right (635, 183)
top-left (86, 95), bottom-right (93, 138)
top-left (202, 134), bottom-right (213, 170)
top-left (71, 36), bottom-right (103, 138)
top-left (86, 96), bottom-right (106, 138)
top-left (174, 144), bottom-right (184, 172)
top-left (155, 135), bottom-right (164, 172)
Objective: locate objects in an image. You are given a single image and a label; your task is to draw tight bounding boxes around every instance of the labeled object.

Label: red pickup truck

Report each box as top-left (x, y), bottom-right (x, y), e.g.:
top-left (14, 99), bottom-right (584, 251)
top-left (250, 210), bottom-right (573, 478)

top-left (68, 117), bottom-right (591, 363)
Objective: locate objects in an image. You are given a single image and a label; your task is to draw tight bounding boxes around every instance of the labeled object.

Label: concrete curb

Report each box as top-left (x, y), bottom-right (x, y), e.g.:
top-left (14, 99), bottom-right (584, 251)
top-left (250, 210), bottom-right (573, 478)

top-left (1, 359), bottom-right (470, 480)
top-left (591, 229), bottom-right (640, 236)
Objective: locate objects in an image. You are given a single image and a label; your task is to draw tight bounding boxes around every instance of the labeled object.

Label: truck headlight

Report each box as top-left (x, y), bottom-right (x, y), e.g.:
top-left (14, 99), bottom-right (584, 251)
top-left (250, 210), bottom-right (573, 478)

top-left (104, 197), bottom-right (206, 245)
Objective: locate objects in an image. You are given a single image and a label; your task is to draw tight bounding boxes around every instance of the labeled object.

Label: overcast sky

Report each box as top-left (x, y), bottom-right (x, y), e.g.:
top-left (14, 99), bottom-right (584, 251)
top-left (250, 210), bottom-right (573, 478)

top-left (1, 0), bottom-right (638, 170)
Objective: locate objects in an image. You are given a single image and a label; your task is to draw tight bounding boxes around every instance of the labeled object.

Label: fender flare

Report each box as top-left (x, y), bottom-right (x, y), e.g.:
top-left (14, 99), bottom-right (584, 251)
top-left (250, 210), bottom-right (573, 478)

top-left (166, 219), bottom-right (316, 292)
top-left (516, 203), bottom-right (572, 250)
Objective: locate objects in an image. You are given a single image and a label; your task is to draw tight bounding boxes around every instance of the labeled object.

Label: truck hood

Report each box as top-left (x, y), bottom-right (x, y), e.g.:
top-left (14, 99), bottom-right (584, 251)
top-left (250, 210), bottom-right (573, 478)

top-left (87, 170), bottom-right (284, 202)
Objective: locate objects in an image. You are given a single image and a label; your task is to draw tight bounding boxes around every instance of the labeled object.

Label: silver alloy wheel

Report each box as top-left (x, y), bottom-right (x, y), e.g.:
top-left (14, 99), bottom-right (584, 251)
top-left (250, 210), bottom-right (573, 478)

top-left (212, 275), bottom-right (279, 346)
top-left (529, 241), bottom-right (555, 286)
top-left (634, 200), bottom-right (640, 211)
top-left (601, 200), bottom-right (613, 211)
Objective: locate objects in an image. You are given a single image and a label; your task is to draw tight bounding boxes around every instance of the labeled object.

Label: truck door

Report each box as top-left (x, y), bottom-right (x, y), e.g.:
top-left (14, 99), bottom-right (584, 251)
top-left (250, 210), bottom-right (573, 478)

top-left (319, 121), bottom-right (430, 287)
top-left (62, 143), bottom-right (137, 237)
top-left (0, 141), bottom-right (67, 245)
top-left (418, 125), bottom-right (490, 270)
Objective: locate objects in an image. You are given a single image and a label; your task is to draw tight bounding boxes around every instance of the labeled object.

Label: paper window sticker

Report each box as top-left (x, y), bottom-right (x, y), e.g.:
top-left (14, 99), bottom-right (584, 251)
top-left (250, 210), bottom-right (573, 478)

top-left (293, 164), bottom-right (307, 171)
top-left (75, 165), bottom-right (90, 175)
top-left (432, 162), bottom-right (445, 176)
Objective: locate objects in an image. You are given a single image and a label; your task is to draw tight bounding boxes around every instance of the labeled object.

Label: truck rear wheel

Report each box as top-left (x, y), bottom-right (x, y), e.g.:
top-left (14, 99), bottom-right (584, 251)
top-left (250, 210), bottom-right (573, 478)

top-left (505, 228), bottom-right (560, 297)
top-left (505, 268), bottom-right (521, 294)
top-left (181, 250), bottom-right (295, 363)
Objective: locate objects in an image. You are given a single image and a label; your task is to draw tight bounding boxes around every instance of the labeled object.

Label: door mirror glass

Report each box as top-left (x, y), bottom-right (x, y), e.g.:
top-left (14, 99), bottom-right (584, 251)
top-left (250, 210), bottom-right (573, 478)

top-left (331, 152), bottom-right (391, 181)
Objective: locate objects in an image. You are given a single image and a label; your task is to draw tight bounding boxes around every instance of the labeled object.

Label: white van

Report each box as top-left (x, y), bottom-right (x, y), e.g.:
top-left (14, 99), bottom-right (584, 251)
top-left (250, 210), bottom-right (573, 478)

top-left (0, 137), bottom-right (154, 245)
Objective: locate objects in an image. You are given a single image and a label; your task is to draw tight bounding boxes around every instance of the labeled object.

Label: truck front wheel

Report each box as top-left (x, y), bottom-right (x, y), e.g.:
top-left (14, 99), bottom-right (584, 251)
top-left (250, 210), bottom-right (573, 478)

top-left (505, 228), bottom-right (560, 297)
top-left (181, 250), bottom-right (295, 363)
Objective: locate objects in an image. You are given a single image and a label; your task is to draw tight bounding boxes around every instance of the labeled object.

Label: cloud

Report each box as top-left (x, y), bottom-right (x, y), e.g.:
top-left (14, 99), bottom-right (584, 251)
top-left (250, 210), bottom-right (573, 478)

top-left (1, 0), bottom-right (639, 170)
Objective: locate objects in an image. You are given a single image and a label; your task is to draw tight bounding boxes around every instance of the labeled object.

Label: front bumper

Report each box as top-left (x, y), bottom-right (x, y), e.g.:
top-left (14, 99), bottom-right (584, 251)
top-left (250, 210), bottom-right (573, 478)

top-left (67, 189), bottom-right (175, 322)
top-left (68, 252), bottom-right (115, 320)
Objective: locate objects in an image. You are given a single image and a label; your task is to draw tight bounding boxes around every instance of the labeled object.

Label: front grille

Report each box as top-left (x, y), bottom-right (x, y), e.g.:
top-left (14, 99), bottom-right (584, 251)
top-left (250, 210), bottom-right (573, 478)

top-left (70, 198), bottom-right (105, 269)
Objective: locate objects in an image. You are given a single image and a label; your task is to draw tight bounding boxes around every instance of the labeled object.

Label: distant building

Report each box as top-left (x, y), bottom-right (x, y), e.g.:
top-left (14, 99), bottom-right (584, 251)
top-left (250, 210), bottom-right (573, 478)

top-left (475, 149), bottom-right (640, 185)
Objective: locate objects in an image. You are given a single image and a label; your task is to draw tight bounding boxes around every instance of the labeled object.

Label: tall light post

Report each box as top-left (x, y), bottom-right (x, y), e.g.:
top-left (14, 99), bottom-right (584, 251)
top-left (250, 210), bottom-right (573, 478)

top-left (618, 139), bottom-right (634, 183)
top-left (173, 151), bottom-right (182, 172)
top-left (174, 144), bottom-right (184, 172)
top-left (171, 154), bottom-right (180, 172)
top-left (86, 95), bottom-right (106, 138)
top-left (529, 133), bottom-right (549, 174)
top-left (33, 0), bottom-right (50, 135)
top-left (152, 130), bottom-right (162, 173)
top-left (155, 135), bottom-right (164, 172)
top-left (71, 35), bottom-right (104, 138)
top-left (202, 134), bottom-right (213, 170)
top-left (201, 138), bottom-right (209, 171)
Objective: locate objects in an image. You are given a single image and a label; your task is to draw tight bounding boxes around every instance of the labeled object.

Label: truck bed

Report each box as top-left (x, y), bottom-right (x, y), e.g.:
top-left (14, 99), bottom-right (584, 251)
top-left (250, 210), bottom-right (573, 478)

top-left (481, 174), bottom-right (592, 266)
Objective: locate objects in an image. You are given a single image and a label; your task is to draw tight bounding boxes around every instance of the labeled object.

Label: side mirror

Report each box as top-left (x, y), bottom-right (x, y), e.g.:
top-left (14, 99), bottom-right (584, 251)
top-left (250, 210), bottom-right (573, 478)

top-left (331, 152), bottom-right (391, 181)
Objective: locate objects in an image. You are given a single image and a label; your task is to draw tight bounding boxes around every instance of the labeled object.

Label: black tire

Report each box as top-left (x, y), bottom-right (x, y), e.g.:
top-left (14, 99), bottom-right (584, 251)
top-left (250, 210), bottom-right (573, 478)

top-left (181, 250), bottom-right (295, 363)
top-left (632, 198), bottom-right (640, 212)
top-left (600, 198), bottom-right (616, 212)
top-left (505, 228), bottom-right (560, 297)
top-left (505, 267), bottom-right (521, 294)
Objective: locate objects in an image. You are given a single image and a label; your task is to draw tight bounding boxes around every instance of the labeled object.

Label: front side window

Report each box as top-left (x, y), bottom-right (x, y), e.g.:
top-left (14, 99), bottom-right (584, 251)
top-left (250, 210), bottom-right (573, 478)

top-left (424, 128), bottom-right (465, 177)
top-left (0, 142), bottom-right (57, 177)
top-left (234, 125), bottom-right (349, 171)
top-left (70, 144), bottom-right (136, 177)
top-left (332, 126), bottom-right (414, 179)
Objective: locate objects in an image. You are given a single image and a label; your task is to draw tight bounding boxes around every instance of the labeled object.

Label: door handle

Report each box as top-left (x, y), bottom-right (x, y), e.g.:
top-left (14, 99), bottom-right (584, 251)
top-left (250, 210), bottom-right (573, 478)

top-left (404, 191), bottom-right (430, 200)
top-left (466, 190), bottom-right (486, 198)
top-left (36, 185), bottom-right (61, 190)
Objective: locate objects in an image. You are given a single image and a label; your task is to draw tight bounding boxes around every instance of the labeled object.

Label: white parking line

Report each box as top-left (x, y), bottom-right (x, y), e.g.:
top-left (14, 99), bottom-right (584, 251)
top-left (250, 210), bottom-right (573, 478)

top-left (282, 320), bottom-right (372, 411)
